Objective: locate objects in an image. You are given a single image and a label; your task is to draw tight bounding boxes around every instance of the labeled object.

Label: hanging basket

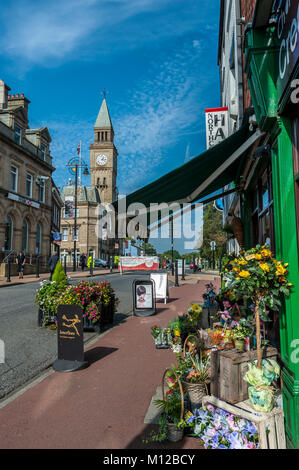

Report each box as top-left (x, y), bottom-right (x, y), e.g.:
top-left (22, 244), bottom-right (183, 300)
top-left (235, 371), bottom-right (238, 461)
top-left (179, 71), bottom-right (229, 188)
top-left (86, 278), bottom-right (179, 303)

top-left (161, 368), bottom-right (184, 442)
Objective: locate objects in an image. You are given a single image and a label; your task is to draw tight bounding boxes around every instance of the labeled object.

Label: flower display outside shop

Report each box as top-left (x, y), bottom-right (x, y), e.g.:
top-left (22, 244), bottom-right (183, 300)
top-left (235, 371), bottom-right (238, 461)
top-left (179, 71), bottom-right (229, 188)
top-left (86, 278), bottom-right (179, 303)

top-left (185, 404), bottom-right (259, 449)
top-left (223, 244), bottom-right (292, 369)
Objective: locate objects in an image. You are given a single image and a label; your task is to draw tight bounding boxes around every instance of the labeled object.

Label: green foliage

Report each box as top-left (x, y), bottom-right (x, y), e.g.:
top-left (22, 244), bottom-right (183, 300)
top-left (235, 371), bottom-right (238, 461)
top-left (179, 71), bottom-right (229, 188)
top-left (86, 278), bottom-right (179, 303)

top-left (161, 250), bottom-right (181, 261)
top-left (141, 241), bottom-right (157, 256)
top-left (201, 203), bottom-right (227, 259)
top-left (52, 261), bottom-right (66, 283)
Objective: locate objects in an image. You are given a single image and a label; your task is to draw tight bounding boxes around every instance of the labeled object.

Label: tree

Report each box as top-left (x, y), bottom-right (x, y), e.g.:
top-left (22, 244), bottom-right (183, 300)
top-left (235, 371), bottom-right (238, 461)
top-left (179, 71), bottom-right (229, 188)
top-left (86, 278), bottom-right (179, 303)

top-left (201, 202), bottom-right (227, 260)
top-left (162, 250), bottom-right (181, 261)
top-left (52, 261), bottom-right (66, 283)
top-left (141, 241), bottom-right (157, 256)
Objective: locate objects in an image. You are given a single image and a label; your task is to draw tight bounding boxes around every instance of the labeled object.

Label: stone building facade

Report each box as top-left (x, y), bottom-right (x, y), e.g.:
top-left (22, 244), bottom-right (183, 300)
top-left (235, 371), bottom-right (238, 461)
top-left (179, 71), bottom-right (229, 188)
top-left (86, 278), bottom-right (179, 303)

top-left (0, 80), bottom-right (56, 277)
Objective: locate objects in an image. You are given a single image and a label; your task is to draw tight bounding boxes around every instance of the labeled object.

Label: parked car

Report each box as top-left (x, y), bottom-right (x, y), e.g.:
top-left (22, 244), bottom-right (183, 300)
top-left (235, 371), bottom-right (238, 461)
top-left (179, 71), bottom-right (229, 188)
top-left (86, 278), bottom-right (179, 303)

top-left (94, 258), bottom-right (108, 268)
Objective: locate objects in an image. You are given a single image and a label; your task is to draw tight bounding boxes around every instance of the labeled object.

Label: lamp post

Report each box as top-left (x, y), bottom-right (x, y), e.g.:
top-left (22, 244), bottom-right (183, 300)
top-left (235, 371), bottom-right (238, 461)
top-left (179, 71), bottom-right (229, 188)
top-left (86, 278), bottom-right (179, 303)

top-left (66, 157), bottom-right (90, 272)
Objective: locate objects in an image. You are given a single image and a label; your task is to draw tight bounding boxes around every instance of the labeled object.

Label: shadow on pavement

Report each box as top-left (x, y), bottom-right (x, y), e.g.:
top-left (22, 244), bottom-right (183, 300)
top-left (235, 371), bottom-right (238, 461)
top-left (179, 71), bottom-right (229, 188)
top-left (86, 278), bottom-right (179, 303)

top-left (125, 423), bottom-right (204, 450)
top-left (84, 346), bottom-right (118, 365)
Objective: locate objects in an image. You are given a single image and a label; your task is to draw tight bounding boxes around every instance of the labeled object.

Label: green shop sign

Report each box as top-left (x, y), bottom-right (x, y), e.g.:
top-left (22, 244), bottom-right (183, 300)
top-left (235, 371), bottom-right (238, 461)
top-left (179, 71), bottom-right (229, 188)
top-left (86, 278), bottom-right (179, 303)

top-left (277, 0), bottom-right (299, 101)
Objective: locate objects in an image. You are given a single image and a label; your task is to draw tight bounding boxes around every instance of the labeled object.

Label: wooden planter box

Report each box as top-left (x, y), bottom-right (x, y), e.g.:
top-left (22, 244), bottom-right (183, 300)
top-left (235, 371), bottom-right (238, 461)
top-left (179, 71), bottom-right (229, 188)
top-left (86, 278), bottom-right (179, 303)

top-left (210, 346), bottom-right (278, 404)
top-left (202, 395), bottom-right (286, 449)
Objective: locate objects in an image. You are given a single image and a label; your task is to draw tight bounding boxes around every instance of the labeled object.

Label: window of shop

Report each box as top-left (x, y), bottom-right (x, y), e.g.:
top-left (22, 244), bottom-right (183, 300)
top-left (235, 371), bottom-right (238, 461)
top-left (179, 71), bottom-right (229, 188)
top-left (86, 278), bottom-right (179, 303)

top-left (4, 216), bottom-right (13, 251)
top-left (251, 163), bottom-right (275, 250)
top-left (36, 223), bottom-right (41, 254)
top-left (62, 228), bottom-right (68, 241)
top-left (26, 173), bottom-right (32, 198)
top-left (10, 166), bottom-right (18, 192)
top-left (21, 219), bottom-right (29, 253)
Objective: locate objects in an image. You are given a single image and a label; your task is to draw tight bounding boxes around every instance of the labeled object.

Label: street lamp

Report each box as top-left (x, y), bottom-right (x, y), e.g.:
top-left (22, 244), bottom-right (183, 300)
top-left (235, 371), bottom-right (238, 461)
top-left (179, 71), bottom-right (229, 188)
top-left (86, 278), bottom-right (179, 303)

top-left (66, 157), bottom-right (90, 272)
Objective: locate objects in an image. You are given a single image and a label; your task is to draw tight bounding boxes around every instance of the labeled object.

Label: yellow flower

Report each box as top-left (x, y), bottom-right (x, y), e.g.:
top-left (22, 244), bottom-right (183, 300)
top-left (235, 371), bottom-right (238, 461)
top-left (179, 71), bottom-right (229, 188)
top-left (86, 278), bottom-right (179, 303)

top-left (174, 330), bottom-right (180, 337)
top-left (261, 249), bottom-right (272, 258)
top-left (288, 283), bottom-right (293, 287)
top-left (245, 254), bottom-right (256, 261)
top-left (255, 254), bottom-right (262, 260)
top-left (239, 259), bottom-right (248, 265)
top-left (238, 270), bottom-right (251, 278)
top-left (276, 264), bottom-right (287, 276)
top-left (259, 263), bottom-right (270, 272)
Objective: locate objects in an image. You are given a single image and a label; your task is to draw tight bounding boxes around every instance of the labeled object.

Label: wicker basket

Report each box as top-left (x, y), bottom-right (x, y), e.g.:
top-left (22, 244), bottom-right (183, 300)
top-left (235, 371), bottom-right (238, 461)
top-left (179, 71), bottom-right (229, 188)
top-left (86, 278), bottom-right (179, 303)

top-left (182, 334), bottom-right (209, 408)
top-left (162, 368), bottom-right (184, 442)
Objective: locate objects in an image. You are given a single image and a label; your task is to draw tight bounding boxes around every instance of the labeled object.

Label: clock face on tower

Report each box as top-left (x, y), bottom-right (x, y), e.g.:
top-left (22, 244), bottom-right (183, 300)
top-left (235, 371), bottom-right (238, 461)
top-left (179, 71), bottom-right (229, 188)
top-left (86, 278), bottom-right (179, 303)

top-left (96, 154), bottom-right (107, 166)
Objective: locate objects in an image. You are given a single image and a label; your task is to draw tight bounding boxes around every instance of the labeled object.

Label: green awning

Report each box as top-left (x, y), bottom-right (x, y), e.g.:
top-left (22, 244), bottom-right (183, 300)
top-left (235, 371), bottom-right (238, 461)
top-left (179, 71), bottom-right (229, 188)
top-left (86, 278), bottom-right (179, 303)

top-left (120, 125), bottom-right (262, 209)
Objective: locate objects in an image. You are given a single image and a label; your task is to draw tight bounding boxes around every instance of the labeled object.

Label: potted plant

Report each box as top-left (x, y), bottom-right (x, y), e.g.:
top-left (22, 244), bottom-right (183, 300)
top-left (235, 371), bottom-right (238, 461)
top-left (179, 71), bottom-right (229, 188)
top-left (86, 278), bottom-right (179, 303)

top-left (35, 278), bottom-right (68, 327)
top-left (151, 325), bottom-right (171, 349)
top-left (148, 369), bottom-right (186, 443)
top-left (231, 325), bottom-right (252, 351)
top-left (224, 245), bottom-right (292, 369)
top-left (181, 351), bottom-right (210, 409)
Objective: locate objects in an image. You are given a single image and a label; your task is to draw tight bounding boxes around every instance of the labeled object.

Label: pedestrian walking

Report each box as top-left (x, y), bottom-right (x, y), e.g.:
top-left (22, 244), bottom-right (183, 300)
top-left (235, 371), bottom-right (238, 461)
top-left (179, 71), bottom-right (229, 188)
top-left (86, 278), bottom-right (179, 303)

top-left (48, 253), bottom-right (59, 281)
top-left (79, 253), bottom-right (86, 271)
top-left (16, 251), bottom-right (25, 279)
top-left (87, 255), bottom-right (95, 269)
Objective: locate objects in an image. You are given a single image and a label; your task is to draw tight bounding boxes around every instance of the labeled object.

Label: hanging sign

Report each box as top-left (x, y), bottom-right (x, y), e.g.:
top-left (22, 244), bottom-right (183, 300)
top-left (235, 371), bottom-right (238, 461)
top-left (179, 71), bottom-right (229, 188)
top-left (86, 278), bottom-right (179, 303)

top-left (277, 0), bottom-right (299, 101)
top-left (53, 305), bottom-right (88, 372)
top-left (205, 107), bottom-right (229, 149)
top-left (150, 273), bottom-right (169, 304)
top-left (64, 196), bottom-right (74, 219)
top-left (133, 280), bottom-right (156, 317)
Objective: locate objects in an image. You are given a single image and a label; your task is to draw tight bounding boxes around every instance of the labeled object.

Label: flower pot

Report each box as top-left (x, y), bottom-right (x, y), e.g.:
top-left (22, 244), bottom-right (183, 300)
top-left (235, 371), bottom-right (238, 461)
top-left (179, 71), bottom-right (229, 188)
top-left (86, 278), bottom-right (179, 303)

top-left (166, 423), bottom-right (184, 442)
top-left (234, 339), bottom-right (245, 351)
top-left (83, 316), bottom-right (101, 333)
top-left (248, 386), bottom-right (275, 413)
top-left (154, 331), bottom-right (170, 349)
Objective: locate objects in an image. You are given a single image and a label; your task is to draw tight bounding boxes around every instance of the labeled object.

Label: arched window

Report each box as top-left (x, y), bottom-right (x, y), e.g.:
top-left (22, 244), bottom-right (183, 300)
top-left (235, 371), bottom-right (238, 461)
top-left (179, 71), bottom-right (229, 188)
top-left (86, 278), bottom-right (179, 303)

top-left (4, 216), bottom-right (13, 251)
top-left (36, 223), bottom-right (42, 254)
top-left (21, 219), bottom-right (29, 253)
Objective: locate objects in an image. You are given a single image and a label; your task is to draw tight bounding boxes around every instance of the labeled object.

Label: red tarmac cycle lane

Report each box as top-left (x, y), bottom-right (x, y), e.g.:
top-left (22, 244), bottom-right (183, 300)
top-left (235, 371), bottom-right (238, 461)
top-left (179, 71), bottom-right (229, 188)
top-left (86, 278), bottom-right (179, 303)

top-left (0, 281), bottom-right (219, 449)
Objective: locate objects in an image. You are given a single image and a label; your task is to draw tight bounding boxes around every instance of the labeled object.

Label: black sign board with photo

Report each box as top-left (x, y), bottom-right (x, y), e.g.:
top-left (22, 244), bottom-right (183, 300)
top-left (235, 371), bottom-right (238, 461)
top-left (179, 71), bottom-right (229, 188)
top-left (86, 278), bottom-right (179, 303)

top-left (132, 279), bottom-right (156, 317)
top-left (53, 305), bottom-right (89, 372)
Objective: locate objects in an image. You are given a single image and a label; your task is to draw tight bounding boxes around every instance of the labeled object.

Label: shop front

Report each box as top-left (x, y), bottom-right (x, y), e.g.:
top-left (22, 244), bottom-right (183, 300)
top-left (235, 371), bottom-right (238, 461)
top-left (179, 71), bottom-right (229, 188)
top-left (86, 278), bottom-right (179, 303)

top-left (243, 0), bottom-right (299, 448)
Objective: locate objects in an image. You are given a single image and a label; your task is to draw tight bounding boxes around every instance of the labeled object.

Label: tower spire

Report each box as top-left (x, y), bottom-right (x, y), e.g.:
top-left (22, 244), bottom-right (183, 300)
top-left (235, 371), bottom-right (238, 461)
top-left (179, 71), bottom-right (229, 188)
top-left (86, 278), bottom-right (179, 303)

top-left (95, 92), bottom-right (113, 129)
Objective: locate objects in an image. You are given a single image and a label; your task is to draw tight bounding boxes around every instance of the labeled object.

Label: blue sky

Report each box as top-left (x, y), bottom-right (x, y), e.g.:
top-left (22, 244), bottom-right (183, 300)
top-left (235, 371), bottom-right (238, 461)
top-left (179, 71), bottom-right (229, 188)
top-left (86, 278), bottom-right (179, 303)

top-left (0, 0), bottom-right (221, 254)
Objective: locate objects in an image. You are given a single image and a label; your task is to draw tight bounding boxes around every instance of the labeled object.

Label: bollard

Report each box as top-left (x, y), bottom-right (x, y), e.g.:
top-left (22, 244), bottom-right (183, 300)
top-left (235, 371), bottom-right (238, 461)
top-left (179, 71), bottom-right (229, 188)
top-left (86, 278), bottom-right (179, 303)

top-left (181, 259), bottom-right (185, 281)
top-left (110, 258), bottom-right (113, 273)
top-left (64, 256), bottom-right (67, 274)
top-left (193, 256), bottom-right (196, 273)
top-left (36, 256), bottom-right (40, 278)
top-left (90, 256), bottom-right (94, 277)
top-left (6, 256), bottom-right (11, 283)
top-left (175, 260), bottom-right (179, 287)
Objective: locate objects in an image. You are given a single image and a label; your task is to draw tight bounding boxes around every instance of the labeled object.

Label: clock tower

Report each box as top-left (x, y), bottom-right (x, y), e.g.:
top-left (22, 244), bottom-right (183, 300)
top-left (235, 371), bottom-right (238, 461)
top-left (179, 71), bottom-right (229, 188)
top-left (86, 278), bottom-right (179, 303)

top-left (90, 96), bottom-right (118, 203)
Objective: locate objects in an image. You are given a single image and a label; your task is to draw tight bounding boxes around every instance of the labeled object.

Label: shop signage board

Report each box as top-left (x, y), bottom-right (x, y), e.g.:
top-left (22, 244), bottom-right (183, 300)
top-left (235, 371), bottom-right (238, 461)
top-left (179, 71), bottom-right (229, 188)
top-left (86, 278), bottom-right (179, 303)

top-left (7, 192), bottom-right (40, 209)
top-left (177, 259), bottom-right (184, 275)
top-left (53, 305), bottom-right (88, 372)
top-left (150, 272), bottom-right (169, 304)
top-left (205, 107), bottom-right (229, 149)
top-left (52, 232), bottom-right (62, 243)
top-left (276, 0), bottom-right (299, 101)
top-left (119, 256), bottom-right (159, 273)
top-left (132, 279), bottom-right (156, 317)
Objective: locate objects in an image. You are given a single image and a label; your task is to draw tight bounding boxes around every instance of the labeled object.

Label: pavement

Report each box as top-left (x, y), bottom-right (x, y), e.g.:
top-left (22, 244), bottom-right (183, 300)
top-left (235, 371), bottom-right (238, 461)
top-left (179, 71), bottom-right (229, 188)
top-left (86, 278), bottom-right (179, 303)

top-left (0, 275), bottom-right (221, 449)
top-left (0, 267), bottom-right (117, 287)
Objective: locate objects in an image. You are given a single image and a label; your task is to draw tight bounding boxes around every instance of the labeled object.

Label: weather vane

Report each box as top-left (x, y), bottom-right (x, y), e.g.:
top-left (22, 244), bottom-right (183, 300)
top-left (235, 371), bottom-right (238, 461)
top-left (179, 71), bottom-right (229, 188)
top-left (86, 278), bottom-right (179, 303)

top-left (101, 89), bottom-right (109, 99)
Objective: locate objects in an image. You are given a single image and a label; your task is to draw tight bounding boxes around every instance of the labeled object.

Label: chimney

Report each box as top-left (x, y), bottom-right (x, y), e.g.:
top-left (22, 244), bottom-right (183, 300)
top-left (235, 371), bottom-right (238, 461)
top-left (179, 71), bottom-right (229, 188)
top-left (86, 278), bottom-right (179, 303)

top-left (0, 80), bottom-right (11, 109)
top-left (8, 92), bottom-right (31, 124)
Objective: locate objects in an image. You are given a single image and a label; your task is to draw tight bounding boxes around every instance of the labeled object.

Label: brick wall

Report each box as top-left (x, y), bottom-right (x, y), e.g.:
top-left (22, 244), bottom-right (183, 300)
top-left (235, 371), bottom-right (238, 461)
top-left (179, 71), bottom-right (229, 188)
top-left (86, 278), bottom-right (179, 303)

top-left (240, 0), bottom-right (257, 112)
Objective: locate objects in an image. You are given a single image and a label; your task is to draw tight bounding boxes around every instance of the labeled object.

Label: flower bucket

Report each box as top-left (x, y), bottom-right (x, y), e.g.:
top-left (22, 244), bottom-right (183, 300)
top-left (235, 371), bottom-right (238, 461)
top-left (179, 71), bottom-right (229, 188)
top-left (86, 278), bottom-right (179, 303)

top-left (154, 331), bottom-right (170, 349)
top-left (234, 339), bottom-right (245, 351)
top-left (166, 423), bottom-right (184, 442)
top-left (248, 386), bottom-right (275, 413)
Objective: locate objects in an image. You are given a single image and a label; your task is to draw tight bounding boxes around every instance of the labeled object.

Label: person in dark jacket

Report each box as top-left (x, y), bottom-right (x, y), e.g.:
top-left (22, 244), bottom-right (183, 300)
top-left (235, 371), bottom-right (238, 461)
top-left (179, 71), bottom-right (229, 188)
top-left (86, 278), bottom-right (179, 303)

top-left (16, 251), bottom-right (25, 279)
top-left (49, 253), bottom-right (59, 280)
top-left (79, 253), bottom-right (86, 271)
